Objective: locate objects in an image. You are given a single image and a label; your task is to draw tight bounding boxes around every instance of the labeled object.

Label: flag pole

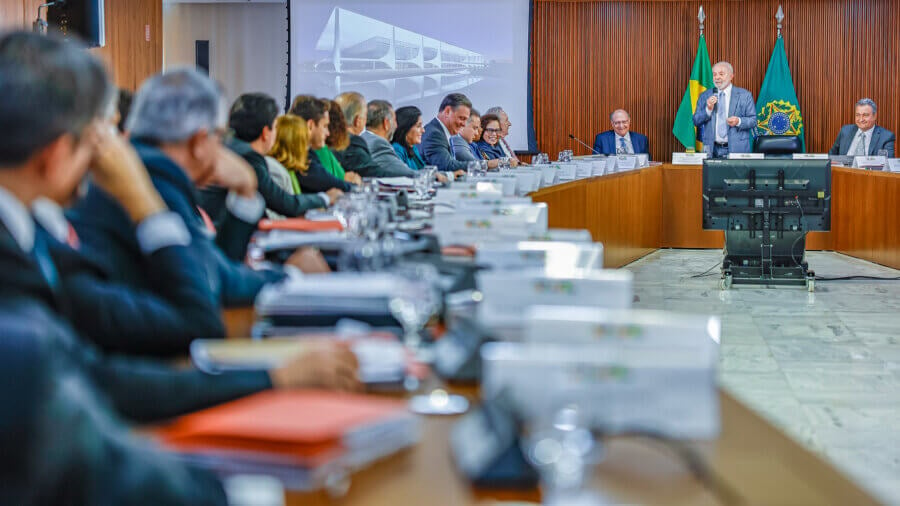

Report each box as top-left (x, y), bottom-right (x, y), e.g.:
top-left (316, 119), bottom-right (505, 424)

top-left (698, 6), bottom-right (705, 36)
top-left (776, 5), bottom-right (784, 38)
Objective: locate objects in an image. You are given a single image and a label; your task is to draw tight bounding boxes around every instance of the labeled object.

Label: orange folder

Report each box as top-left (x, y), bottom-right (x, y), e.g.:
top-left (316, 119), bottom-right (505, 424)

top-left (155, 391), bottom-right (410, 465)
top-left (258, 218), bottom-right (344, 232)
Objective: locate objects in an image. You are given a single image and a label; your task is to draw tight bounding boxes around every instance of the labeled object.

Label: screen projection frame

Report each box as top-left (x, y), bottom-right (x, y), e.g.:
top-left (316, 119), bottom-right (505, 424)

top-left (286, 0), bottom-right (537, 153)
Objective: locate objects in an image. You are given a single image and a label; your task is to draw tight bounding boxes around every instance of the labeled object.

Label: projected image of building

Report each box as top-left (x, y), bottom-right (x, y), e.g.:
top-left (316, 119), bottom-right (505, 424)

top-left (299, 7), bottom-right (489, 102)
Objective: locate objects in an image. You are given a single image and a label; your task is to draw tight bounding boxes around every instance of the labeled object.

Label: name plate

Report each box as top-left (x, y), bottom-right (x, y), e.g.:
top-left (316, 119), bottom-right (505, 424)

top-left (477, 242), bottom-right (604, 274)
top-left (481, 342), bottom-right (720, 439)
top-left (888, 158), bottom-right (900, 172)
top-left (636, 154), bottom-right (650, 168)
top-left (554, 163), bottom-right (577, 181)
top-left (538, 165), bottom-right (559, 186)
top-left (671, 152), bottom-right (708, 165)
top-left (853, 156), bottom-right (887, 169)
top-left (615, 155), bottom-right (639, 171)
top-left (575, 161), bottom-right (594, 179)
top-left (792, 153), bottom-right (830, 160)
top-left (727, 152), bottom-right (765, 160)
top-left (591, 159), bottom-right (607, 176)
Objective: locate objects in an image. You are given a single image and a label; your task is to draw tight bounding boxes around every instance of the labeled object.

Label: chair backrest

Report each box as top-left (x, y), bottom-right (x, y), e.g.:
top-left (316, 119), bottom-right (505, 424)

top-left (754, 135), bottom-right (801, 157)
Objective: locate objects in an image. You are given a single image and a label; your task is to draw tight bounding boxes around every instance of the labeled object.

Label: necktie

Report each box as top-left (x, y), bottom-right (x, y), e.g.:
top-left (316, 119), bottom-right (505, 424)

top-left (716, 91), bottom-right (728, 140)
top-left (31, 232), bottom-right (59, 290)
top-left (853, 132), bottom-right (867, 156)
top-left (618, 137), bottom-right (627, 154)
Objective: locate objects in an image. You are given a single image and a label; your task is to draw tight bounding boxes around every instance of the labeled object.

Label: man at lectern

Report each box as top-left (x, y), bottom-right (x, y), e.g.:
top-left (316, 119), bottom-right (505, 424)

top-left (592, 109), bottom-right (650, 158)
top-left (829, 98), bottom-right (895, 158)
top-left (693, 61), bottom-right (757, 158)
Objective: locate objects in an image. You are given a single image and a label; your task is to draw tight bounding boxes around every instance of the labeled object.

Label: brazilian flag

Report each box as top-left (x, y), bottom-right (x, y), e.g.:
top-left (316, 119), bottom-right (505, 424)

top-left (673, 34), bottom-right (714, 152)
top-left (756, 37), bottom-right (805, 151)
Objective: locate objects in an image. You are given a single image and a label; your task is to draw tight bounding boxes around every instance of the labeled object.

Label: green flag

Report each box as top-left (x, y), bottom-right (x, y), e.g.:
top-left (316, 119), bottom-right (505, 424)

top-left (673, 34), bottom-right (715, 152)
top-left (756, 37), bottom-right (805, 151)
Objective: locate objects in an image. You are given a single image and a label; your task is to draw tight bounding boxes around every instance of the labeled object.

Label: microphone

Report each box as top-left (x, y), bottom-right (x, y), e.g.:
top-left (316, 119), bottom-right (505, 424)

top-left (568, 133), bottom-right (601, 155)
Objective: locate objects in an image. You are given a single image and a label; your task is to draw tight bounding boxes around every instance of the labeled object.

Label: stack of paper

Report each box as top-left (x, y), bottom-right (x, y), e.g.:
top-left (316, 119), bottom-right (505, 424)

top-left (155, 391), bottom-right (421, 491)
top-left (190, 335), bottom-right (424, 384)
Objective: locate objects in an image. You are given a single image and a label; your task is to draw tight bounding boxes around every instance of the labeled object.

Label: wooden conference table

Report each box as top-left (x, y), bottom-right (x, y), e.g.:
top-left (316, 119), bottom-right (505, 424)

top-left (222, 166), bottom-right (895, 504)
top-left (530, 163), bottom-right (900, 270)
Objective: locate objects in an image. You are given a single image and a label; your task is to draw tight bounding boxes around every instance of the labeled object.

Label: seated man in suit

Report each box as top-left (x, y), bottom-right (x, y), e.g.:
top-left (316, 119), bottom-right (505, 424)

top-left (829, 98), bottom-right (895, 158)
top-left (592, 109), bottom-right (650, 158)
top-left (422, 93), bottom-right (472, 173)
top-left (484, 106), bottom-right (521, 164)
top-left (0, 26), bottom-right (358, 454)
top-left (452, 108), bottom-right (481, 162)
top-left (693, 61), bottom-right (757, 158)
top-left (361, 100), bottom-right (418, 177)
top-left (200, 93), bottom-right (340, 234)
top-left (333, 91), bottom-right (394, 177)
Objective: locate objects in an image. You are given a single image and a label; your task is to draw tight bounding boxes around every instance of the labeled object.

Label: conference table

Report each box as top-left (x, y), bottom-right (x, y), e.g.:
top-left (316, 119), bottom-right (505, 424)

top-left (529, 163), bottom-right (900, 270)
top-left (220, 165), bottom-right (897, 504)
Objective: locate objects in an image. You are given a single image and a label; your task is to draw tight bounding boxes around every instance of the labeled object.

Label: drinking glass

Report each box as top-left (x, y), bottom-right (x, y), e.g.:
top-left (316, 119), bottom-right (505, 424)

top-left (479, 160), bottom-right (489, 175)
top-left (498, 157), bottom-right (511, 171)
top-left (467, 161), bottom-right (481, 179)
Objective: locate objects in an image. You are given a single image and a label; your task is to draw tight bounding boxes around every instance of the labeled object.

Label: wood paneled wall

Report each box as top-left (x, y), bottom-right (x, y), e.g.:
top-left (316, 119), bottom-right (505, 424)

top-left (532, 0), bottom-right (900, 161)
top-left (0, 0), bottom-right (161, 90)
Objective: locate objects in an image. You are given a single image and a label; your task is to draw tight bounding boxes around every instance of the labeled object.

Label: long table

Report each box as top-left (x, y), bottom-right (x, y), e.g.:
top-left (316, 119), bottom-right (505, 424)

top-left (218, 309), bottom-right (880, 505)
top-left (531, 164), bottom-right (900, 269)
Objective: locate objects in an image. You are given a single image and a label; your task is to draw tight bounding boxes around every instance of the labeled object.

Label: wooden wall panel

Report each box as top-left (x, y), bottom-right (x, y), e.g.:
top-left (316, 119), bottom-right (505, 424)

top-left (91, 0), bottom-right (162, 90)
top-left (0, 0), bottom-right (161, 90)
top-left (532, 0), bottom-right (900, 162)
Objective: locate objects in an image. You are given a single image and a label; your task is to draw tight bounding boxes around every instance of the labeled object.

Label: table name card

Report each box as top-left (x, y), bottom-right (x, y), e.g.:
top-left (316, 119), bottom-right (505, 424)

top-left (671, 152), bottom-right (708, 165)
top-left (615, 155), bottom-right (638, 171)
top-left (792, 153), bottom-right (830, 160)
top-left (853, 156), bottom-right (887, 169)
top-left (888, 158), bottom-right (900, 173)
top-left (727, 153), bottom-right (765, 160)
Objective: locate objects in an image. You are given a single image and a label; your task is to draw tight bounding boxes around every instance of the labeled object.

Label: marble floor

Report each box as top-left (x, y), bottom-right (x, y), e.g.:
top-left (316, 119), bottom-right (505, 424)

top-left (626, 249), bottom-right (900, 505)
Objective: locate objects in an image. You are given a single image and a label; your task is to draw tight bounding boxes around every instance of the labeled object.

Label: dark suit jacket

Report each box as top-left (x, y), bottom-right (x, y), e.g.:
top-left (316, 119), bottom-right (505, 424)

top-left (829, 124), bottom-right (895, 157)
top-left (43, 222), bottom-right (225, 357)
top-left (422, 118), bottom-right (468, 172)
top-left (199, 138), bottom-right (326, 239)
top-left (0, 322), bottom-right (227, 505)
top-left (333, 134), bottom-right (383, 177)
top-left (0, 220), bottom-right (271, 425)
top-left (68, 141), bottom-right (286, 308)
top-left (474, 140), bottom-right (506, 160)
top-left (297, 149), bottom-right (354, 193)
top-left (592, 130), bottom-right (651, 159)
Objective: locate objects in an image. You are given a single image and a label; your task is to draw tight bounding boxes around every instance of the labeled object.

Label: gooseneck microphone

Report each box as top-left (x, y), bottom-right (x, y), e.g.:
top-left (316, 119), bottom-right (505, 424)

top-left (568, 133), bottom-right (602, 155)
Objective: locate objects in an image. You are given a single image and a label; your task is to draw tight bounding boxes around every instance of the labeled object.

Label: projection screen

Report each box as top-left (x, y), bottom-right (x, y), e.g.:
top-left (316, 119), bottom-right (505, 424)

top-left (289, 0), bottom-right (533, 151)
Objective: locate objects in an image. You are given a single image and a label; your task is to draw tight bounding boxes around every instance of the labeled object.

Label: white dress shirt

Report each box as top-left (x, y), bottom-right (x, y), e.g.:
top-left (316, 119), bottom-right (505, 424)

top-left (707, 84), bottom-right (737, 144)
top-left (615, 133), bottom-right (634, 154)
top-left (846, 127), bottom-right (874, 156)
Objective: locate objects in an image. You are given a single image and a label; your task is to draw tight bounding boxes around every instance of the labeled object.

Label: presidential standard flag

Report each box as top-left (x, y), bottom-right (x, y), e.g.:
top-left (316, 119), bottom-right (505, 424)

top-left (673, 34), bottom-right (714, 152)
top-left (756, 36), bottom-right (805, 151)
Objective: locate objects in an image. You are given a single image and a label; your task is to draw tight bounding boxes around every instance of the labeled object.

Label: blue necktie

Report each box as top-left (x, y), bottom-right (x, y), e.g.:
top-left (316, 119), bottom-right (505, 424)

top-left (31, 232), bottom-right (59, 290)
top-left (619, 137), bottom-right (627, 154)
top-left (716, 91), bottom-right (728, 140)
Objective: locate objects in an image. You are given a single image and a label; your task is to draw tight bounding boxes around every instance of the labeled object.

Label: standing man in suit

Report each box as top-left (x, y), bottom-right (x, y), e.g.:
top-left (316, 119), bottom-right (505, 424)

top-left (829, 98), bottom-right (895, 158)
top-left (592, 109), bottom-right (650, 159)
top-left (422, 93), bottom-right (472, 173)
top-left (693, 61), bottom-right (757, 158)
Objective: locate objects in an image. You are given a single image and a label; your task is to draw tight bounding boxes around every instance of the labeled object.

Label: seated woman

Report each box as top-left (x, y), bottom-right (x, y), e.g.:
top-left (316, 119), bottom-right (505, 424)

top-left (265, 114), bottom-right (311, 218)
top-left (474, 113), bottom-right (508, 161)
top-left (391, 106), bottom-right (427, 171)
top-left (321, 100), bottom-right (362, 185)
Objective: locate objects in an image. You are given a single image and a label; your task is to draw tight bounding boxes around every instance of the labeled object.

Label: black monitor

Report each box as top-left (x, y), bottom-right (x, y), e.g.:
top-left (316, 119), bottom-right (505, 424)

top-left (703, 158), bottom-right (831, 233)
top-left (48, 0), bottom-right (105, 48)
top-left (701, 159), bottom-right (832, 289)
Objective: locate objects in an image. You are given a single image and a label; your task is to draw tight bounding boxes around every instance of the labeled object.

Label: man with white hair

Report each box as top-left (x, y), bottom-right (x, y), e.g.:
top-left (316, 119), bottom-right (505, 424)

top-left (485, 106), bottom-right (520, 163)
top-left (692, 61), bottom-right (757, 157)
top-left (829, 98), bottom-right (895, 157)
top-left (592, 109), bottom-right (650, 158)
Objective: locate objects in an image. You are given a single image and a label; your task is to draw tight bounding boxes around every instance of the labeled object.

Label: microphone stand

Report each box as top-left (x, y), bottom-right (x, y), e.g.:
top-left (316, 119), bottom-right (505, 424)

top-left (33, 1), bottom-right (64, 34)
top-left (568, 134), bottom-right (602, 155)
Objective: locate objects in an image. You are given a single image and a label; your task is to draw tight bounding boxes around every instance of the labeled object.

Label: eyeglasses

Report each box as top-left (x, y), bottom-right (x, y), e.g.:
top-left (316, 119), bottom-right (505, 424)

top-left (484, 128), bottom-right (501, 134)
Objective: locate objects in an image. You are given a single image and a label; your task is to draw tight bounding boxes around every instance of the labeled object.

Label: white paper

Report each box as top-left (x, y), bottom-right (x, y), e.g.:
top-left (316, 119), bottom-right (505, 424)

top-left (727, 152), bottom-right (765, 160)
top-left (888, 158), bottom-right (900, 172)
top-left (374, 176), bottom-right (415, 187)
top-left (792, 153), bottom-right (830, 160)
top-left (853, 155), bottom-right (887, 169)
top-left (671, 152), bottom-right (708, 165)
top-left (615, 155), bottom-right (638, 171)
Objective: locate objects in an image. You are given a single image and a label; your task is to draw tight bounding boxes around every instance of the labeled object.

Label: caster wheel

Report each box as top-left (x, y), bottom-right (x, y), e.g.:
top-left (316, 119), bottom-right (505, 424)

top-left (720, 273), bottom-right (733, 290)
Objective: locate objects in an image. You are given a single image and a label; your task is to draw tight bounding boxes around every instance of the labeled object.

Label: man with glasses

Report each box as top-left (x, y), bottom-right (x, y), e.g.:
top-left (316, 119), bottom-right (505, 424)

top-left (484, 106), bottom-right (521, 164)
top-left (592, 109), bottom-right (650, 158)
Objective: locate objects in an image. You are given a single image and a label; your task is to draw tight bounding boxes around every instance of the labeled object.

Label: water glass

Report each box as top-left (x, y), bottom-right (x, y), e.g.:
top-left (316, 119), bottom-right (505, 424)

top-left (467, 161), bottom-right (481, 179)
top-left (498, 157), bottom-right (511, 171)
top-left (480, 160), bottom-right (489, 175)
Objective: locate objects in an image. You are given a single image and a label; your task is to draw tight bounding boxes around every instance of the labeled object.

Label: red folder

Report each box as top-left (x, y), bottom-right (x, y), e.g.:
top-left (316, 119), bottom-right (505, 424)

top-left (155, 391), bottom-right (410, 465)
top-left (258, 218), bottom-right (344, 232)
